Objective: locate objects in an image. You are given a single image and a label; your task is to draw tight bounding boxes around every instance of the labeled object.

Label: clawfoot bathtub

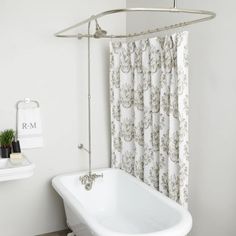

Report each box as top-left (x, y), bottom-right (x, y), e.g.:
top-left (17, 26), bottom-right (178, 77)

top-left (52, 168), bottom-right (192, 236)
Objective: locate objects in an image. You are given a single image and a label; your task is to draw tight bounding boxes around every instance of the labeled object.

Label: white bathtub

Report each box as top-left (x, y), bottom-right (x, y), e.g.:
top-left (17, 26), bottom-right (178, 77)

top-left (52, 168), bottom-right (192, 236)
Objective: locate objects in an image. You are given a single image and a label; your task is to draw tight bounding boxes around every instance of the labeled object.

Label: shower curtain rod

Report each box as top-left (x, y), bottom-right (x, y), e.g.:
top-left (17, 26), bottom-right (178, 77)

top-left (55, 7), bottom-right (216, 39)
top-left (54, 1), bottom-right (216, 187)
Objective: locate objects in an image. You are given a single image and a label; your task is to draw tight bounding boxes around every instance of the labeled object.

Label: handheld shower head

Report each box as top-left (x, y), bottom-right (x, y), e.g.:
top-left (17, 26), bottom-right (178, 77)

top-left (94, 20), bottom-right (107, 38)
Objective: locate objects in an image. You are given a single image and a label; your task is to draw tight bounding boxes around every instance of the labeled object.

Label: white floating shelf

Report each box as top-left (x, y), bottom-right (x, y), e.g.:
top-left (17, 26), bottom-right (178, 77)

top-left (0, 157), bottom-right (35, 182)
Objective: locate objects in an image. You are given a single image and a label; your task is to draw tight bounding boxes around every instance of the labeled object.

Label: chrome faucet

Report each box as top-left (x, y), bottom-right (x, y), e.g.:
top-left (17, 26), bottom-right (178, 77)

top-left (79, 173), bottom-right (103, 191)
top-left (78, 144), bottom-right (103, 190)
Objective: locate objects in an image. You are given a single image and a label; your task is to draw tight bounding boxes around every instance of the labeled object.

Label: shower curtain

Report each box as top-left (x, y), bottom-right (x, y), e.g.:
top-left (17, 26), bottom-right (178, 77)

top-left (110, 31), bottom-right (189, 207)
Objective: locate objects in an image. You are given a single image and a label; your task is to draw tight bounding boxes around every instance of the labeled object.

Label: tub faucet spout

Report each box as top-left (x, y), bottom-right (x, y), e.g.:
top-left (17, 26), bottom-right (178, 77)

top-left (79, 173), bottom-right (103, 191)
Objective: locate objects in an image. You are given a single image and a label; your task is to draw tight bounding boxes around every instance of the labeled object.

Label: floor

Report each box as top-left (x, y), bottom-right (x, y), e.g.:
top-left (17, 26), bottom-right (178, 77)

top-left (38, 229), bottom-right (71, 236)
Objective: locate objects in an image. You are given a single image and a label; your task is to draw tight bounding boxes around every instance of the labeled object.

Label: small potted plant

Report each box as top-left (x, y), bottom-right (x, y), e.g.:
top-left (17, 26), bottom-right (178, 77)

top-left (0, 129), bottom-right (15, 158)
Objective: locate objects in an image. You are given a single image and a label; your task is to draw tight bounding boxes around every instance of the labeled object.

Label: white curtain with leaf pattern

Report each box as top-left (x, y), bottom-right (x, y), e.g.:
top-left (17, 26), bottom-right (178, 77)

top-left (110, 31), bottom-right (189, 207)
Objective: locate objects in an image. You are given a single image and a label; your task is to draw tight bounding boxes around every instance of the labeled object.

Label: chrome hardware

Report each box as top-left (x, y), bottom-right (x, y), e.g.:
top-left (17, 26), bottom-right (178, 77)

top-left (77, 33), bottom-right (84, 40)
top-left (78, 144), bottom-right (90, 153)
top-left (173, 0), bottom-right (177, 8)
top-left (54, 6), bottom-right (216, 39)
top-left (94, 20), bottom-right (107, 38)
top-left (79, 173), bottom-right (103, 191)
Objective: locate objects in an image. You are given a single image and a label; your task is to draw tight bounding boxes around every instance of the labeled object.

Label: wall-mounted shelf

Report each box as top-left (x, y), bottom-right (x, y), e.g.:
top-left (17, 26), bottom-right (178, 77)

top-left (0, 157), bottom-right (35, 182)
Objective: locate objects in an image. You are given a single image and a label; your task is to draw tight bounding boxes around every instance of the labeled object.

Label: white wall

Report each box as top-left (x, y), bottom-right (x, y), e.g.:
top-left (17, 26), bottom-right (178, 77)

top-left (127, 0), bottom-right (236, 236)
top-left (0, 1), bottom-right (125, 235)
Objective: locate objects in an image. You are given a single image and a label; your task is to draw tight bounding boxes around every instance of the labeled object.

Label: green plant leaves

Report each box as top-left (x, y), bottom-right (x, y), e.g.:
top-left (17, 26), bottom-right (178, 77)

top-left (0, 129), bottom-right (15, 148)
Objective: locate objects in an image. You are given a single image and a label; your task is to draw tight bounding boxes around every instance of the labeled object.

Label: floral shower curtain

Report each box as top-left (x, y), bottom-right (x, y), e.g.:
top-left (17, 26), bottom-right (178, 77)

top-left (110, 31), bottom-right (189, 207)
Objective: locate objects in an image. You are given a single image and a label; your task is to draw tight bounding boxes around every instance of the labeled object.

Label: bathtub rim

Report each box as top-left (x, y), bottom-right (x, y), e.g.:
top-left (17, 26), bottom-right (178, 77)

top-left (52, 168), bottom-right (192, 236)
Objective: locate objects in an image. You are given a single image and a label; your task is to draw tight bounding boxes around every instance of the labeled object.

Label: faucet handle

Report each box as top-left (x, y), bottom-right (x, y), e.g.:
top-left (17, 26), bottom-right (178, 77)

top-left (79, 172), bottom-right (103, 191)
top-left (94, 173), bottom-right (103, 179)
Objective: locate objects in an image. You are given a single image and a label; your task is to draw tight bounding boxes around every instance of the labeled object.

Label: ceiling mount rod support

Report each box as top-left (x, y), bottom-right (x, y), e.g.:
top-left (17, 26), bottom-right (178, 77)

top-left (173, 0), bottom-right (177, 9)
